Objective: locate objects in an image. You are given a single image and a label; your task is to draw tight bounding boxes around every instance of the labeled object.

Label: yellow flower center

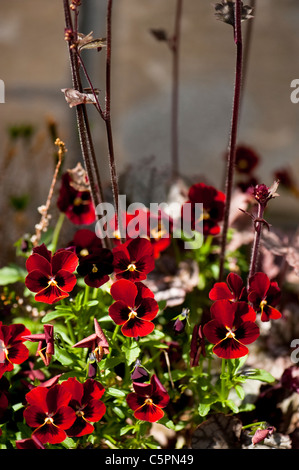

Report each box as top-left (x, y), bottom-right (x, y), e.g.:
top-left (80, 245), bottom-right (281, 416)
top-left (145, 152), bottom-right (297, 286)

top-left (76, 410), bottom-right (85, 418)
top-left (260, 300), bottom-right (267, 312)
top-left (144, 398), bottom-right (153, 405)
top-left (127, 263), bottom-right (137, 272)
top-left (225, 327), bottom-right (236, 339)
top-left (73, 197), bottom-right (83, 206)
top-left (128, 309), bottom-right (137, 320)
top-left (80, 248), bottom-right (89, 257)
top-left (48, 278), bottom-right (58, 287)
top-left (44, 417), bottom-right (54, 425)
top-left (92, 264), bottom-right (98, 273)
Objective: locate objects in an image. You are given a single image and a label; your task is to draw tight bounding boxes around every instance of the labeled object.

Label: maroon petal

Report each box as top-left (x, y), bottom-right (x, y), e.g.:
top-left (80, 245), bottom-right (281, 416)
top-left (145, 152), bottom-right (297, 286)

top-left (46, 385), bottom-right (72, 414)
top-left (213, 338), bottom-right (249, 359)
top-left (121, 317), bottom-right (155, 338)
top-left (235, 321), bottom-right (260, 345)
top-left (55, 270), bottom-right (77, 292)
top-left (261, 305), bottom-right (282, 322)
top-left (110, 279), bottom-right (137, 306)
top-left (25, 270), bottom-right (49, 293)
top-left (248, 272), bottom-right (270, 300)
top-left (126, 392), bottom-right (148, 411)
top-left (134, 403), bottom-right (164, 422)
top-left (6, 342), bottom-right (29, 365)
top-left (52, 250), bottom-right (78, 274)
top-left (32, 422), bottom-right (68, 445)
top-left (82, 399), bottom-right (106, 422)
top-left (108, 301), bottom-right (131, 325)
top-left (136, 298), bottom-right (159, 321)
top-left (24, 405), bottom-right (47, 428)
top-left (209, 282), bottom-right (232, 301)
top-left (26, 253), bottom-right (52, 277)
top-left (34, 284), bottom-right (70, 304)
top-left (65, 417), bottom-right (94, 437)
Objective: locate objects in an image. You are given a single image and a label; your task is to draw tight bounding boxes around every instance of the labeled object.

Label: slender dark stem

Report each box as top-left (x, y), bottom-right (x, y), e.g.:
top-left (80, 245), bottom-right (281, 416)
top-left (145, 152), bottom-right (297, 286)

top-left (247, 204), bottom-right (263, 288)
top-left (63, 0), bottom-right (108, 248)
top-left (104, 0), bottom-right (124, 240)
top-left (240, 0), bottom-right (256, 110)
top-left (218, 0), bottom-right (243, 281)
top-left (170, 0), bottom-right (183, 181)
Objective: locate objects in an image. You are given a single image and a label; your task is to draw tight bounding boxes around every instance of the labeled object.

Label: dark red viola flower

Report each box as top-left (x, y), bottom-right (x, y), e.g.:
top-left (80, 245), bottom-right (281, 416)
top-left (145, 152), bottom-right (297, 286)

top-left (131, 360), bottom-right (150, 384)
top-left (108, 279), bottom-right (159, 338)
top-left (190, 324), bottom-right (206, 367)
top-left (209, 272), bottom-right (247, 302)
top-left (107, 211), bottom-right (145, 244)
top-left (248, 272), bottom-right (282, 322)
top-left (280, 366), bottom-right (299, 394)
top-left (146, 209), bottom-right (172, 259)
top-left (23, 384), bottom-right (76, 444)
top-left (57, 171), bottom-right (96, 225)
top-left (235, 145), bottom-right (260, 174)
top-left (203, 300), bottom-right (260, 359)
top-left (112, 237), bottom-right (155, 282)
top-left (73, 318), bottom-right (109, 362)
top-left (25, 244), bottom-right (78, 304)
top-left (16, 435), bottom-right (45, 449)
top-left (76, 247), bottom-right (114, 288)
top-left (0, 322), bottom-right (31, 379)
top-left (182, 183), bottom-right (226, 236)
top-left (60, 377), bottom-right (106, 437)
top-left (126, 374), bottom-right (169, 423)
top-left (69, 229), bottom-right (102, 259)
top-left (22, 324), bottom-right (54, 367)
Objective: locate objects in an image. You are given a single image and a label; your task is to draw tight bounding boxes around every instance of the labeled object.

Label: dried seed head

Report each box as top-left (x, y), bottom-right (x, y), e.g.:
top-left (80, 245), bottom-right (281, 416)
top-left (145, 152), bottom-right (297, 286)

top-left (214, 0), bottom-right (254, 26)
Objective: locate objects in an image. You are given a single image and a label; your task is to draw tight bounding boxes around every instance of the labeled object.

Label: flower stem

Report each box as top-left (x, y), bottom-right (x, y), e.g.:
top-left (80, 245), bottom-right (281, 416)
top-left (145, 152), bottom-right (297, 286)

top-left (104, 0), bottom-right (124, 241)
top-left (219, 0), bottom-right (243, 281)
top-left (170, 0), bottom-right (183, 180)
top-left (220, 358), bottom-right (228, 400)
top-left (247, 203), bottom-right (264, 288)
top-left (50, 212), bottom-right (65, 252)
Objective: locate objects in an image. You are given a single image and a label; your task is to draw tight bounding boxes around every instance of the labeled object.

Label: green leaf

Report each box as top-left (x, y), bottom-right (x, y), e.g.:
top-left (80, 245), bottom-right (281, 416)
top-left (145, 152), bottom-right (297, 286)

top-left (225, 399), bottom-right (239, 414)
top-left (41, 311), bottom-right (75, 323)
top-left (121, 342), bottom-right (141, 366)
top-left (113, 407), bottom-right (125, 419)
top-left (106, 388), bottom-right (126, 398)
top-left (198, 403), bottom-right (211, 417)
top-left (54, 348), bottom-right (79, 366)
top-left (0, 266), bottom-right (26, 285)
top-left (234, 384), bottom-right (245, 401)
top-left (244, 369), bottom-right (276, 384)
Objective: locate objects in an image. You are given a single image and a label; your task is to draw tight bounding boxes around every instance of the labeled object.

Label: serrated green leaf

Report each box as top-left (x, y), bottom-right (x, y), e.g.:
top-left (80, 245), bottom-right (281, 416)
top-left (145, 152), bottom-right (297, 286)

top-left (121, 342), bottom-right (141, 366)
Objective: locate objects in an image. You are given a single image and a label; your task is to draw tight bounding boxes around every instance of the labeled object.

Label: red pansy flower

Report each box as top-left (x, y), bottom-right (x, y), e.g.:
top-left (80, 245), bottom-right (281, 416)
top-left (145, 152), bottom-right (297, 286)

top-left (126, 374), bottom-right (169, 423)
top-left (22, 324), bottom-right (54, 367)
top-left (131, 360), bottom-right (150, 384)
top-left (23, 384), bottom-right (76, 444)
top-left (109, 209), bottom-right (171, 259)
top-left (57, 172), bottom-right (96, 225)
top-left (112, 237), bottom-right (155, 282)
top-left (69, 229), bottom-right (102, 259)
top-left (209, 272), bottom-right (247, 302)
top-left (108, 279), bottom-right (159, 337)
top-left (203, 300), bottom-right (260, 359)
top-left (182, 183), bottom-right (226, 236)
top-left (0, 322), bottom-right (31, 379)
top-left (25, 244), bottom-right (78, 304)
top-left (60, 377), bottom-right (106, 437)
top-left (76, 247), bottom-right (114, 288)
top-left (248, 272), bottom-right (282, 322)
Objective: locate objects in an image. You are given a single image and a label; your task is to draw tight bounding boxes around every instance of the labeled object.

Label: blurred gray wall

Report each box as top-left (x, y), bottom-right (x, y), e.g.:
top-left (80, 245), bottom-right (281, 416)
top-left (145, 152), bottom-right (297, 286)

top-left (0, 0), bottom-right (299, 265)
